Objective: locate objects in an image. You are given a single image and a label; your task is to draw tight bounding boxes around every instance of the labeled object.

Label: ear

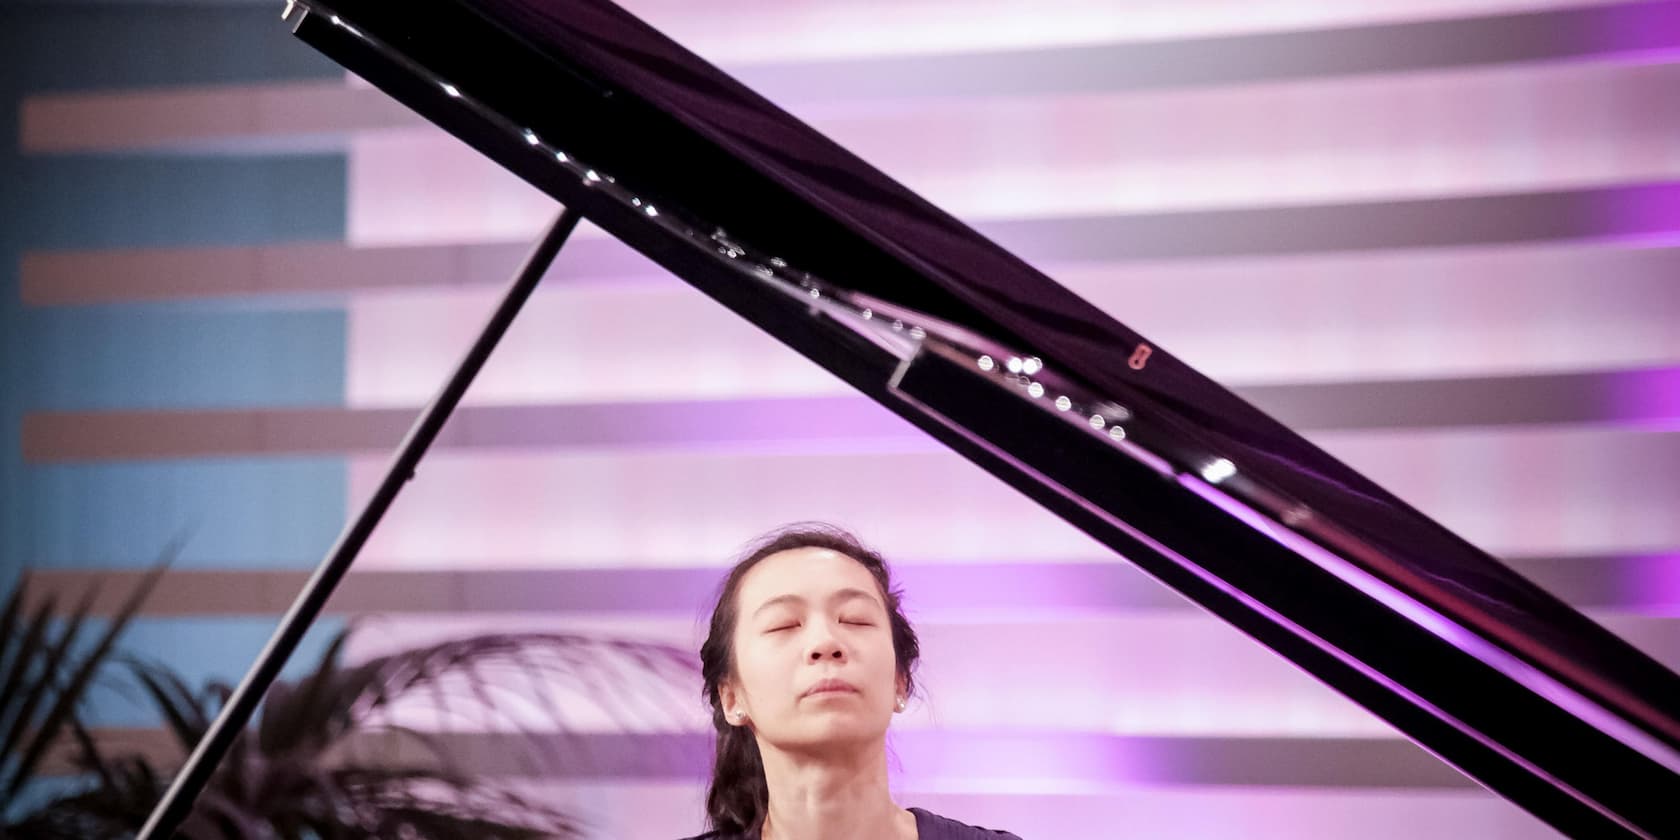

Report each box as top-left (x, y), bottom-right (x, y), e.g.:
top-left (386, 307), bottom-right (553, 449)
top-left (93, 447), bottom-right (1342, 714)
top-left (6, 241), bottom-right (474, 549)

top-left (719, 679), bottom-right (745, 723)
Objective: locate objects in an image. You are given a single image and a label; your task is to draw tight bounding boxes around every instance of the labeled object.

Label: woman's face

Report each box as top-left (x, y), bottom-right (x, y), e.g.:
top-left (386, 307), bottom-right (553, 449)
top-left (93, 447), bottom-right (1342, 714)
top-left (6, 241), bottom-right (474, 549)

top-left (723, 546), bottom-right (903, 753)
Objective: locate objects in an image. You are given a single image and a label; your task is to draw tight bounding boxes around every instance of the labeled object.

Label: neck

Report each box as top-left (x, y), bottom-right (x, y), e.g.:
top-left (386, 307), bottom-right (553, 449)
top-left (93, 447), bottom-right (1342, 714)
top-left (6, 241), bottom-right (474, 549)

top-left (755, 736), bottom-right (911, 840)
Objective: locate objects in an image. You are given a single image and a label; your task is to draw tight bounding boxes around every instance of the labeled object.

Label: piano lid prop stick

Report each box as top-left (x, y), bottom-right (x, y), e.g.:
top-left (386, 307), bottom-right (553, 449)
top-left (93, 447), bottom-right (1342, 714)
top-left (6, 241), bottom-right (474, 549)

top-left (135, 206), bottom-right (584, 840)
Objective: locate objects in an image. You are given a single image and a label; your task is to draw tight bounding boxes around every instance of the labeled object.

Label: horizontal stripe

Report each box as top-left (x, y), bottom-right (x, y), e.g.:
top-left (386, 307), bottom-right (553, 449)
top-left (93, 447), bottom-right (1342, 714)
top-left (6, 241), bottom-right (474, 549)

top-left (334, 177), bottom-right (1680, 265)
top-left (20, 368), bottom-right (1680, 463)
top-left (11, 774), bottom-right (1554, 839)
top-left (30, 610), bottom-right (1675, 737)
top-left (20, 234), bottom-right (640, 306)
top-left (49, 728), bottom-right (1477, 789)
top-left (26, 232), bottom-right (1680, 336)
top-left (507, 784), bottom-right (1558, 840)
top-left (332, 242), bottom-right (1679, 407)
top-left (255, 612), bottom-right (1680, 737)
top-left (2, 563), bottom-right (1278, 618)
top-left (738, 2), bottom-right (1680, 101)
top-left (48, 611), bottom-right (1386, 737)
top-left (20, 80), bottom-right (417, 156)
top-left (604, 0), bottom-right (1630, 64)
top-left (970, 182), bottom-right (1680, 261)
top-left (328, 434), bottom-right (1680, 563)
top-left (344, 59), bottom-right (1680, 243)
top-left (768, 788), bottom-right (1559, 840)
top-left (21, 2), bottom-right (1680, 155)
top-left (20, 397), bottom-right (922, 461)
top-left (25, 239), bottom-right (1680, 392)
top-left (20, 553), bottom-right (1680, 618)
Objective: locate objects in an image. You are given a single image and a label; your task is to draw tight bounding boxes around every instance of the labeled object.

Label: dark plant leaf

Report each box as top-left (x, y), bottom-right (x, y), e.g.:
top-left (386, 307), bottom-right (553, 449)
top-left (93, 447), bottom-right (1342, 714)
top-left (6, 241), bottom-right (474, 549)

top-left (0, 574), bottom-right (28, 712)
top-left (65, 714), bottom-right (117, 792)
top-left (127, 660), bottom-right (210, 754)
top-left (5, 605), bottom-right (116, 822)
top-left (260, 626), bottom-right (354, 757)
top-left (0, 594), bottom-right (58, 778)
top-left (3, 554), bottom-right (172, 801)
top-left (13, 623), bottom-right (698, 839)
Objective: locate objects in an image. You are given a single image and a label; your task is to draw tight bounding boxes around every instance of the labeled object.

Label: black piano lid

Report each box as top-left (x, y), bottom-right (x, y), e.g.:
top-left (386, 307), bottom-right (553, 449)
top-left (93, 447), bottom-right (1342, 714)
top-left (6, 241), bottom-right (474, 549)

top-left (282, 1), bottom-right (1680, 835)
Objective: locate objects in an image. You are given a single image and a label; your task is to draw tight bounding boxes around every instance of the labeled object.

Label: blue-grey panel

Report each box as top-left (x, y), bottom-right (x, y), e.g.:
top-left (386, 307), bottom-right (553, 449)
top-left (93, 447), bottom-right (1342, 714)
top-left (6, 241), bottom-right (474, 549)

top-left (21, 458), bottom-right (347, 570)
top-left (6, 154), bottom-right (347, 251)
top-left (1, 5), bottom-right (352, 596)
top-left (0, 4), bottom-right (341, 93)
top-left (19, 307), bottom-right (346, 411)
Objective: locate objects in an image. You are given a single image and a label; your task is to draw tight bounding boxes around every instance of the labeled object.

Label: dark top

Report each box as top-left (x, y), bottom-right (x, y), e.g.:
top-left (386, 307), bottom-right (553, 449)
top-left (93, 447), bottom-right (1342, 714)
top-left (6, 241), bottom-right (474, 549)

top-left (681, 807), bottom-right (1021, 840)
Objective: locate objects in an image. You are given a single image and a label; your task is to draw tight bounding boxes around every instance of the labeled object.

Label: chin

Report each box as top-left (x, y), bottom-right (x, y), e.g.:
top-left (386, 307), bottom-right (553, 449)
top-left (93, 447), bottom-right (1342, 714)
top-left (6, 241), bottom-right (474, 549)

top-left (787, 713), bottom-right (890, 748)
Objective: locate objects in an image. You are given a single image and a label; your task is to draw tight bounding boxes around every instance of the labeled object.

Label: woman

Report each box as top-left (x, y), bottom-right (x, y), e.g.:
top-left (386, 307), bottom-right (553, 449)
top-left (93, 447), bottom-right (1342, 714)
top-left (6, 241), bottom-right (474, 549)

top-left (682, 523), bottom-right (1022, 840)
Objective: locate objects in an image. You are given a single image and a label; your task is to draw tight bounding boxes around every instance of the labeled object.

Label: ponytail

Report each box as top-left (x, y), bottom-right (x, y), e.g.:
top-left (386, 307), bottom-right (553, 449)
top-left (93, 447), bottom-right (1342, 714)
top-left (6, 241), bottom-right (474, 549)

top-left (704, 704), bottom-right (770, 834)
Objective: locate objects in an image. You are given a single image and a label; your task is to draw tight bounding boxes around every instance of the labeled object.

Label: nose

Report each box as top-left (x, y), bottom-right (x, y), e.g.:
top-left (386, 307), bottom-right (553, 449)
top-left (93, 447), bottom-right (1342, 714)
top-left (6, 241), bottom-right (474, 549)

top-left (809, 643), bottom-right (844, 662)
top-left (807, 627), bottom-right (845, 662)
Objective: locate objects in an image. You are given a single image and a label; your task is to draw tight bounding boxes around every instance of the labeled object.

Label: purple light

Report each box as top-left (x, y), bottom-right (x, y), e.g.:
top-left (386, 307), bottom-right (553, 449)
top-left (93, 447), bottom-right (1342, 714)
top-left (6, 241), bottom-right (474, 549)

top-left (1605, 367), bottom-right (1680, 432)
top-left (1585, 183), bottom-right (1680, 248)
top-left (1622, 553), bottom-right (1680, 617)
top-left (1178, 474), bottom-right (1680, 779)
top-left (1587, 1), bottom-right (1680, 67)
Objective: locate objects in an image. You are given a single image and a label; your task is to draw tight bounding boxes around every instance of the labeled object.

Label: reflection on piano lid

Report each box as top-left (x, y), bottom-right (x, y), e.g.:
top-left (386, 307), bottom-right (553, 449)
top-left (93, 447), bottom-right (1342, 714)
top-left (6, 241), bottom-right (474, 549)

top-left (281, 1), bottom-right (1680, 836)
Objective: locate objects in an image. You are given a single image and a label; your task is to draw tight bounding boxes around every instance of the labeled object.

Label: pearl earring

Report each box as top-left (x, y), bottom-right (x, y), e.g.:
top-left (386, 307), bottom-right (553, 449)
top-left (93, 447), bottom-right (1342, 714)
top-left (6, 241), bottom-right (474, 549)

top-left (894, 697), bottom-right (906, 711)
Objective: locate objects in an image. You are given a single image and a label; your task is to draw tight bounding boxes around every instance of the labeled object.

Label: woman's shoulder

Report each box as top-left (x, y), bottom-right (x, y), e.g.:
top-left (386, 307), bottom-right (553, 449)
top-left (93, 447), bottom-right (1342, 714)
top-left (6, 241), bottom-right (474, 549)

top-left (910, 806), bottom-right (1024, 839)
top-left (675, 831), bottom-right (750, 840)
top-left (676, 809), bottom-right (1020, 840)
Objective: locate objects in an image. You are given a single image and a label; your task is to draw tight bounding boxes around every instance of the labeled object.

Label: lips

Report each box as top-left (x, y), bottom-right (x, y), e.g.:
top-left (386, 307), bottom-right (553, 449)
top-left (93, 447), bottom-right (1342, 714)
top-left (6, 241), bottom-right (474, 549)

top-left (801, 677), bottom-right (859, 698)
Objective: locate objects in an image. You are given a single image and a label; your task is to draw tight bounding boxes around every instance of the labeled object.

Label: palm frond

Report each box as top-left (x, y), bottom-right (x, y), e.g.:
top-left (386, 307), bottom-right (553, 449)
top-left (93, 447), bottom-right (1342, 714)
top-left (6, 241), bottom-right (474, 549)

top-left (0, 576), bottom-right (29, 711)
top-left (258, 626), bottom-right (356, 756)
top-left (0, 542), bottom-right (176, 828)
top-left (0, 593), bottom-right (62, 784)
top-left (126, 658), bottom-right (213, 752)
top-left (16, 619), bottom-right (701, 839)
top-left (64, 715), bottom-right (116, 793)
top-left (3, 555), bottom-right (172, 802)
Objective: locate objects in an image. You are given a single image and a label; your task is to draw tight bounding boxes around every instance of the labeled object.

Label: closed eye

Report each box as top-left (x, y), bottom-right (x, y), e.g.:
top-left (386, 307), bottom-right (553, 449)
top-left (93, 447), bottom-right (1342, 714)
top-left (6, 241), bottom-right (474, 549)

top-left (767, 624), bottom-right (798, 633)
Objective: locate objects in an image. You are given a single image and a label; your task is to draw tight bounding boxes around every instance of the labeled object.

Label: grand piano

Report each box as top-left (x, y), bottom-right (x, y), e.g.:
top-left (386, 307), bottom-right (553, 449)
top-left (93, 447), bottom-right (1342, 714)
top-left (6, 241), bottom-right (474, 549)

top-left (273, 1), bottom-right (1680, 836)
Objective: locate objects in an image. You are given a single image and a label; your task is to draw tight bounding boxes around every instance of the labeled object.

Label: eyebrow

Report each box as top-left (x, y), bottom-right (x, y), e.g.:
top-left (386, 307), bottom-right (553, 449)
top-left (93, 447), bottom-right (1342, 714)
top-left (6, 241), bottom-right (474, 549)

top-left (751, 587), bottom-right (881, 620)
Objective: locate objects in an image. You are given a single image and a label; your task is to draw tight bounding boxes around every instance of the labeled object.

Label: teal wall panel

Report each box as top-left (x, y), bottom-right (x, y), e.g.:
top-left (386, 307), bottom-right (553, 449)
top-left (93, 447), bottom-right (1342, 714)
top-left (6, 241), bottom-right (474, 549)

top-left (1, 3), bottom-right (355, 780)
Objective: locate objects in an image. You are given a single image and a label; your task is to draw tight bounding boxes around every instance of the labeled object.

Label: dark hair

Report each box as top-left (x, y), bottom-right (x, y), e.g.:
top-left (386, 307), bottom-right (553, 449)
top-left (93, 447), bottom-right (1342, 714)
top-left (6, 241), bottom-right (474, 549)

top-left (699, 523), bottom-right (921, 835)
